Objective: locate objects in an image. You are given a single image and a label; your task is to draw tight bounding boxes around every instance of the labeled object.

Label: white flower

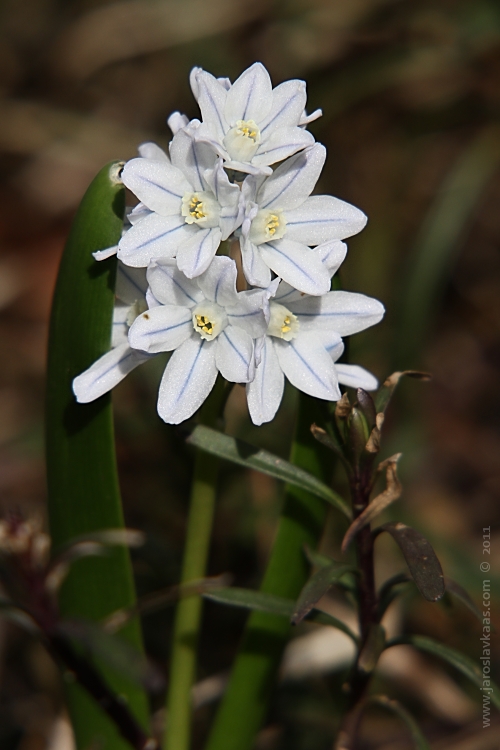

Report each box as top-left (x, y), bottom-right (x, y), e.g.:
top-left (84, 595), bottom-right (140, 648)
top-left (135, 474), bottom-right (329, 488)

top-left (72, 265), bottom-right (152, 403)
top-left (239, 144), bottom-right (367, 293)
top-left (187, 62), bottom-right (317, 175)
top-left (246, 279), bottom-right (384, 426)
top-left (117, 128), bottom-right (243, 277)
top-left (128, 256), bottom-right (270, 424)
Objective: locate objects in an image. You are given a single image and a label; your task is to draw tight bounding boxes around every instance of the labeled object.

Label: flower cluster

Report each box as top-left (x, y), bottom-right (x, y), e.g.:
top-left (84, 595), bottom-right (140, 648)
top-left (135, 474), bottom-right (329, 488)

top-left (73, 63), bottom-right (384, 425)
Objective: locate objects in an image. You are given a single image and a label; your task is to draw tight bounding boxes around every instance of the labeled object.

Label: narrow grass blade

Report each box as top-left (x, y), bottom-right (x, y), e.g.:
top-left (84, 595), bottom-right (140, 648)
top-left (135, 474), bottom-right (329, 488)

top-left (366, 696), bottom-right (430, 749)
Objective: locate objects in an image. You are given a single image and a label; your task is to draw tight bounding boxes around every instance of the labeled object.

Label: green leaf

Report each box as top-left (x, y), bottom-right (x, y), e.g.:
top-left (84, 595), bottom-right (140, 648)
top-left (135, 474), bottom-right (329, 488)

top-left (366, 695), bottom-right (430, 749)
top-left (203, 587), bottom-right (358, 644)
top-left (45, 162), bottom-right (150, 747)
top-left (387, 635), bottom-right (500, 710)
top-left (291, 562), bottom-right (356, 625)
top-left (187, 424), bottom-right (351, 519)
top-left (375, 522), bottom-right (445, 602)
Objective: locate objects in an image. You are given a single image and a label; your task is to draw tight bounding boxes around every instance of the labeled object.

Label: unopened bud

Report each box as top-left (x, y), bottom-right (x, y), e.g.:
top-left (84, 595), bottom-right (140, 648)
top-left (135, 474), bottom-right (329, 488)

top-left (356, 388), bottom-right (376, 430)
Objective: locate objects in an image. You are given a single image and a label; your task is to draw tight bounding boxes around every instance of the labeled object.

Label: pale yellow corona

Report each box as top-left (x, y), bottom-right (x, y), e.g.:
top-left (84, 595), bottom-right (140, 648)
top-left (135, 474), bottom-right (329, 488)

top-left (268, 303), bottom-right (300, 342)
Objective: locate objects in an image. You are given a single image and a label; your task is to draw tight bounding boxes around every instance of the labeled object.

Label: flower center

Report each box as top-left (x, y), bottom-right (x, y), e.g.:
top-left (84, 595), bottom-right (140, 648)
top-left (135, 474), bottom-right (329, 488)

top-left (181, 191), bottom-right (221, 228)
top-left (192, 301), bottom-right (228, 341)
top-left (249, 209), bottom-right (287, 246)
top-left (223, 119), bottom-right (261, 162)
top-left (267, 302), bottom-right (299, 342)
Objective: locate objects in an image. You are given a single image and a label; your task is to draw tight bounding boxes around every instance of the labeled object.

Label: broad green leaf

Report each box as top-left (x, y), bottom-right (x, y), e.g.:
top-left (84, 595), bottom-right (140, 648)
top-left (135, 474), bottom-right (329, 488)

top-left (187, 424), bottom-right (351, 519)
top-left (291, 562), bottom-right (355, 625)
top-left (366, 695), bottom-right (430, 749)
top-left (203, 587), bottom-right (358, 644)
top-left (45, 162), bottom-right (150, 747)
top-left (387, 635), bottom-right (500, 709)
top-left (375, 522), bottom-right (445, 602)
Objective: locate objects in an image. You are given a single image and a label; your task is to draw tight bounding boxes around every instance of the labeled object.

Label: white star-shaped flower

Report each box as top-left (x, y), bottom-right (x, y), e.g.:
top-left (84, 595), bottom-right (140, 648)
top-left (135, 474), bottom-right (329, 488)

top-left (127, 256), bottom-right (270, 424)
top-left (187, 62), bottom-right (317, 175)
top-left (246, 278), bottom-right (384, 426)
top-left (72, 264), bottom-right (152, 403)
top-left (117, 128), bottom-right (243, 277)
top-left (239, 143), bottom-right (367, 293)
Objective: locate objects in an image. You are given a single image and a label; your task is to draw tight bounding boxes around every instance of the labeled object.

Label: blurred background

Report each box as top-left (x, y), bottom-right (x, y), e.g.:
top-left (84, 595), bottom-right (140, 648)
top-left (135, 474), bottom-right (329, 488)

top-left (0, 0), bottom-right (499, 748)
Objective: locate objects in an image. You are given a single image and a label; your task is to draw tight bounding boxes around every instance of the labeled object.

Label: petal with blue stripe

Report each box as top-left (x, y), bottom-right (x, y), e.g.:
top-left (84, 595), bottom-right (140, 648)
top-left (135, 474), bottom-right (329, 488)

top-left (128, 305), bottom-right (193, 353)
top-left (260, 238), bottom-right (331, 296)
top-left (274, 333), bottom-right (341, 401)
top-left (176, 227), bottom-right (222, 279)
top-left (157, 337), bottom-right (218, 424)
top-left (246, 337), bottom-right (284, 426)
top-left (216, 326), bottom-right (255, 383)
top-left (118, 213), bottom-right (194, 267)
top-left (72, 344), bottom-right (150, 403)
top-left (122, 158), bottom-right (190, 215)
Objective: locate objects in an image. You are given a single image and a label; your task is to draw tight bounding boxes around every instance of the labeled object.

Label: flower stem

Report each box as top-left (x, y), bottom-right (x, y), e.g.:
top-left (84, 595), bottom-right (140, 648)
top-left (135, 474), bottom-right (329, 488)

top-left (163, 379), bottom-right (226, 750)
top-left (205, 393), bottom-right (331, 750)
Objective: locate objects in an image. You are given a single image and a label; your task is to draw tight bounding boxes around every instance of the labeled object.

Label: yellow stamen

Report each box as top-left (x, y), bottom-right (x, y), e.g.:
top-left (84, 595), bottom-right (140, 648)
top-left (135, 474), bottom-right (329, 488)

top-left (281, 315), bottom-right (292, 335)
top-left (238, 123), bottom-right (258, 141)
top-left (195, 314), bottom-right (214, 335)
top-left (189, 195), bottom-right (206, 220)
top-left (266, 214), bottom-right (280, 237)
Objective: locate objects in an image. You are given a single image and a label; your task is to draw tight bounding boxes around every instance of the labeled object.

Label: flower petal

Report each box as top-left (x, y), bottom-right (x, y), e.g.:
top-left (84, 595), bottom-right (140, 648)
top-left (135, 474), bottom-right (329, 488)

top-left (317, 331), bottom-right (344, 361)
top-left (272, 280), bottom-right (305, 306)
top-left (138, 142), bottom-right (169, 161)
top-left (260, 239), bottom-right (331, 296)
top-left (122, 158), bottom-right (190, 215)
top-left (246, 337), bottom-right (284, 425)
top-left (118, 213), bottom-right (195, 267)
top-left (167, 111), bottom-right (189, 135)
top-left (275, 333), bottom-right (341, 401)
top-left (226, 288), bottom-right (269, 338)
top-left (195, 71), bottom-right (229, 143)
top-left (216, 326), bottom-right (255, 383)
top-left (224, 62), bottom-right (272, 124)
top-left (240, 238), bottom-right (272, 288)
top-left (335, 364), bottom-right (378, 391)
top-left (290, 291), bottom-right (385, 336)
top-left (127, 203), bottom-right (152, 225)
top-left (196, 255), bottom-right (237, 306)
top-left (147, 259), bottom-right (203, 307)
top-left (115, 264), bottom-right (148, 304)
top-left (128, 305), bottom-right (193, 353)
top-left (260, 80), bottom-right (307, 134)
top-left (157, 337), bottom-right (218, 424)
top-left (169, 128), bottom-right (217, 192)
top-left (284, 196), bottom-right (367, 244)
top-left (253, 127), bottom-right (315, 167)
top-left (316, 239), bottom-right (347, 276)
top-left (93, 245), bottom-right (118, 261)
top-left (72, 344), bottom-right (149, 403)
top-left (176, 227), bottom-right (222, 279)
top-left (256, 144), bottom-right (326, 211)
top-left (299, 108), bottom-right (322, 126)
